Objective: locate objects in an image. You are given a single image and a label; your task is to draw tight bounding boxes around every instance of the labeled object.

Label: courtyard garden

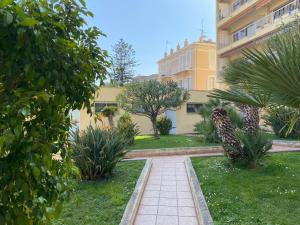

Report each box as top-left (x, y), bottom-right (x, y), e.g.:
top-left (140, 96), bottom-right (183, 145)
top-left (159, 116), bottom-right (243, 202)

top-left (2, 0), bottom-right (300, 225)
top-left (53, 160), bottom-right (145, 225)
top-left (192, 152), bottom-right (300, 225)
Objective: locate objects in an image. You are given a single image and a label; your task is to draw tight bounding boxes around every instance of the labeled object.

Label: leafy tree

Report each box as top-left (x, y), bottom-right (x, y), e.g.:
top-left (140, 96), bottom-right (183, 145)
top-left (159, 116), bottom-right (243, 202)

top-left (0, 0), bottom-right (109, 224)
top-left (111, 38), bottom-right (138, 85)
top-left (118, 80), bottom-right (189, 138)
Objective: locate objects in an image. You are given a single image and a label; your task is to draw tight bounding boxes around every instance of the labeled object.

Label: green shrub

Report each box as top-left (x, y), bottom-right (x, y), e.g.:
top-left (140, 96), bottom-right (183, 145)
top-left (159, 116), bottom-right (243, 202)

top-left (266, 108), bottom-right (300, 139)
top-left (71, 126), bottom-right (128, 180)
top-left (117, 113), bottom-right (140, 145)
top-left (0, 0), bottom-right (109, 224)
top-left (237, 131), bottom-right (272, 168)
top-left (157, 116), bottom-right (172, 135)
top-left (194, 120), bottom-right (220, 143)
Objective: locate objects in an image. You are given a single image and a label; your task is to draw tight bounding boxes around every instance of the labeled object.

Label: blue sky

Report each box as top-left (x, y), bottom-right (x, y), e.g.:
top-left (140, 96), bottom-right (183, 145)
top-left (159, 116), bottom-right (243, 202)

top-left (85, 0), bottom-right (216, 75)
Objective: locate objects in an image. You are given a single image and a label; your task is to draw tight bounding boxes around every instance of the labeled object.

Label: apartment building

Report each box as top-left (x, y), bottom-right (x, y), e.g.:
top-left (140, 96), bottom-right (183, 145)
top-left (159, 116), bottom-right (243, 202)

top-left (217, 0), bottom-right (300, 78)
top-left (157, 36), bottom-right (217, 91)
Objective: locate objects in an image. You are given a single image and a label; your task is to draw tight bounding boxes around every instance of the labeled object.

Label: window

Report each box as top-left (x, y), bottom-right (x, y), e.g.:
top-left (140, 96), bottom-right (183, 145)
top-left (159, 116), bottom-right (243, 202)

top-left (187, 103), bottom-right (203, 113)
top-left (233, 24), bottom-right (254, 42)
top-left (208, 77), bottom-right (215, 90)
top-left (273, 2), bottom-right (297, 20)
top-left (94, 102), bottom-right (118, 113)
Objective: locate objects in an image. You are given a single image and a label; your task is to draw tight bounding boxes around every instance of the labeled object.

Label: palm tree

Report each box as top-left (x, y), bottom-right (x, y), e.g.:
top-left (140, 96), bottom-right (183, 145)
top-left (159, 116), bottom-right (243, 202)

top-left (102, 106), bottom-right (118, 128)
top-left (211, 22), bottom-right (300, 133)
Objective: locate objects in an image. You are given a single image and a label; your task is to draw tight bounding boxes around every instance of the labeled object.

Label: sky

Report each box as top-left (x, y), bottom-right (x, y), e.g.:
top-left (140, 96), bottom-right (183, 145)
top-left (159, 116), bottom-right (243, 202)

top-left (85, 0), bottom-right (216, 76)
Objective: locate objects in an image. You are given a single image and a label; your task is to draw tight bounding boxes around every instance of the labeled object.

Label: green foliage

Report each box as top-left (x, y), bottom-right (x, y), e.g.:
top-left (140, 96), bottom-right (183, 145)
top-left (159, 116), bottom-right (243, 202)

top-left (101, 106), bottom-right (118, 117)
top-left (210, 22), bottom-right (300, 132)
top-left (192, 153), bottom-right (300, 225)
top-left (157, 116), bottom-right (172, 135)
top-left (0, 0), bottom-right (109, 224)
top-left (117, 113), bottom-right (140, 145)
top-left (266, 107), bottom-right (300, 139)
top-left (118, 80), bottom-right (189, 138)
top-left (53, 160), bottom-right (145, 225)
top-left (194, 99), bottom-right (243, 143)
top-left (237, 131), bottom-right (272, 168)
top-left (111, 39), bottom-right (138, 85)
top-left (71, 126), bottom-right (128, 180)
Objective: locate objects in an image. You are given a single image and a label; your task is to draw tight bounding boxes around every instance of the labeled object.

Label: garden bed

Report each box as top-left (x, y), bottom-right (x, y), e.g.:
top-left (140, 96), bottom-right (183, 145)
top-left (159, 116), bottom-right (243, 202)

top-left (192, 153), bottom-right (300, 225)
top-left (128, 135), bottom-right (218, 150)
top-left (53, 160), bottom-right (145, 225)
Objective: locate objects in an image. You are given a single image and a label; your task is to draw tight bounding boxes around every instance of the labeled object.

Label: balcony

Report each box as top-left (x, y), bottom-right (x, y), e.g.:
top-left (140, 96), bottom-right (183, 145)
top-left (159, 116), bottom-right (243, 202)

top-left (218, 0), bottom-right (300, 55)
top-left (218, 0), bottom-right (257, 25)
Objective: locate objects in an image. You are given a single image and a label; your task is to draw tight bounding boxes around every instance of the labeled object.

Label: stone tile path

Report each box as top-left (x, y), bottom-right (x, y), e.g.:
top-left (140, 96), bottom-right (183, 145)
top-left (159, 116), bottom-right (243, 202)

top-left (134, 156), bottom-right (199, 225)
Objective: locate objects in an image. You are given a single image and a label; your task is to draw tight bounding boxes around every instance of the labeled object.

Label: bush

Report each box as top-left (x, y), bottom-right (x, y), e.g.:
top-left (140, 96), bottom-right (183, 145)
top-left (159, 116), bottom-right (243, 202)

top-left (117, 113), bottom-right (140, 145)
top-left (266, 108), bottom-right (300, 139)
top-left (0, 0), bottom-right (109, 224)
top-left (237, 131), bottom-right (272, 168)
top-left (157, 116), bottom-right (172, 135)
top-left (71, 126), bottom-right (128, 180)
top-left (194, 120), bottom-right (220, 143)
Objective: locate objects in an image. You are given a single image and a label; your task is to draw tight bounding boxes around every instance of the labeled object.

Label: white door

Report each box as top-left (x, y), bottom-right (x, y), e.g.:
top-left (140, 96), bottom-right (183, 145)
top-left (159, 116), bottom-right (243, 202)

top-left (165, 110), bottom-right (177, 134)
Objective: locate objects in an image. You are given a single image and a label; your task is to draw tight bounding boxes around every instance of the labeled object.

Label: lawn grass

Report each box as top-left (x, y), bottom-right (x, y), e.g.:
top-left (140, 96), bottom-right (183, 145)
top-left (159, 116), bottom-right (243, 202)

top-left (192, 153), bottom-right (300, 225)
top-left (264, 132), bottom-right (300, 141)
top-left (53, 160), bottom-right (145, 225)
top-left (127, 135), bottom-right (218, 150)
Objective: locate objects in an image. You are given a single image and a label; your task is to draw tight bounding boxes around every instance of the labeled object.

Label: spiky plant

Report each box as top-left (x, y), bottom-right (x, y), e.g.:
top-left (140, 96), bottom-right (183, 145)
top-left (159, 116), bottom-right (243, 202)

top-left (71, 126), bottom-right (127, 180)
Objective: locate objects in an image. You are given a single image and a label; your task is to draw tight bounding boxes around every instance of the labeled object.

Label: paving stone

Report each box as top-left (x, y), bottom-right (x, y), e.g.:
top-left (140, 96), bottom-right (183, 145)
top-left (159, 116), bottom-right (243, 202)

top-left (135, 215), bottom-right (156, 225)
top-left (179, 216), bottom-right (198, 225)
top-left (159, 198), bottom-right (178, 207)
top-left (138, 205), bottom-right (158, 215)
top-left (178, 207), bottom-right (196, 217)
top-left (156, 215), bottom-right (179, 225)
top-left (158, 206), bottom-right (178, 216)
top-left (177, 198), bottom-right (194, 207)
top-left (141, 197), bottom-right (159, 206)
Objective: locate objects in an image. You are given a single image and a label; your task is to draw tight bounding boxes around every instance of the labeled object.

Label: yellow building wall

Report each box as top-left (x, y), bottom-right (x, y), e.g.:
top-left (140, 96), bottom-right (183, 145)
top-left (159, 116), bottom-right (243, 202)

top-left (194, 43), bottom-right (216, 90)
top-left (176, 90), bottom-right (210, 134)
top-left (80, 87), bottom-right (153, 134)
top-left (80, 87), bottom-right (210, 135)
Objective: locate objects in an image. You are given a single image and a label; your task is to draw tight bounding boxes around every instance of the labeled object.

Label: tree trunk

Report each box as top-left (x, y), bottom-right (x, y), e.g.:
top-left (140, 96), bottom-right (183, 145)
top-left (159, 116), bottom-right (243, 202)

top-left (108, 115), bottom-right (114, 129)
top-left (212, 107), bottom-right (243, 162)
top-left (238, 105), bottom-right (259, 134)
top-left (151, 117), bottom-right (160, 139)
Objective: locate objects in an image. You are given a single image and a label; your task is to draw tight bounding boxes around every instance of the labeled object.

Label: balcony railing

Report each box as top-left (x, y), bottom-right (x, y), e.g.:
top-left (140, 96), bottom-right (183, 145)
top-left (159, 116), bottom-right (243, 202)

top-left (218, 0), bottom-right (254, 21)
top-left (218, 0), bottom-right (300, 49)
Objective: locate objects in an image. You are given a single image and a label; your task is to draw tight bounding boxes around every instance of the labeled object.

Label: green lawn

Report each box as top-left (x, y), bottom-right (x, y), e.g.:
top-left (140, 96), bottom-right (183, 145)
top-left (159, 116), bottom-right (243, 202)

top-left (127, 135), bottom-right (218, 150)
top-left (192, 153), bottom-right (300, 225)
top-left (53, 160), bottom-right (145, 225)
top-left (264, 132), bottom-right (300, 141)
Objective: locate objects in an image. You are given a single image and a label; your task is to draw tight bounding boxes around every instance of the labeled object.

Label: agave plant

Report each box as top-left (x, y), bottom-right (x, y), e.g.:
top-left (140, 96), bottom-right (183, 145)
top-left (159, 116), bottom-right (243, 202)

top-left (70, 126), bottom-right (127, 180)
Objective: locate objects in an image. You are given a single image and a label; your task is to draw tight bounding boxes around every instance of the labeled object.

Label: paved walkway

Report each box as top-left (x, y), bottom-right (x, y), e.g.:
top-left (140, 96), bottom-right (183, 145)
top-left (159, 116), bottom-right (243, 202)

top-left (134, 156), bottom-right (199, 225)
